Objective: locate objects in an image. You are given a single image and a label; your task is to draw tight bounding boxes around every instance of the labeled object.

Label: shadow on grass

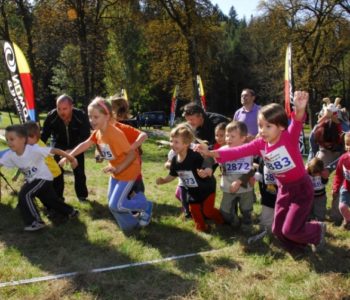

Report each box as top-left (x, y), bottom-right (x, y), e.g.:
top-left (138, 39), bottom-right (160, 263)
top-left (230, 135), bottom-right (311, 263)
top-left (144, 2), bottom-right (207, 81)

top-left (0, 201), bottom-right (201, 299)
top-left (234, 224), bottom-right (350, 275)
top-left (304, 229), bottom-right (350, 274)
top-left (0, 198), bottom-right (232, 299)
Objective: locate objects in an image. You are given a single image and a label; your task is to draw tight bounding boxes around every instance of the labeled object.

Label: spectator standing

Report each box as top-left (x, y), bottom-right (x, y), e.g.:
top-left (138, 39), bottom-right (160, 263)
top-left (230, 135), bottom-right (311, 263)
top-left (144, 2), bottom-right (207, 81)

top-left (41, 94), bottom-right (91, 202)
top-left (233, 88), bottom-right (261, 141)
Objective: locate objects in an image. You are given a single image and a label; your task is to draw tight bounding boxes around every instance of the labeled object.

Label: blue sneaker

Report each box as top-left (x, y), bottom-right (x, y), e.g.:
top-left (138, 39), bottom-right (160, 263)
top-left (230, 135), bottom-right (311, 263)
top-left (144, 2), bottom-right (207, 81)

top-left (139, 202), bottom-right (153, 227)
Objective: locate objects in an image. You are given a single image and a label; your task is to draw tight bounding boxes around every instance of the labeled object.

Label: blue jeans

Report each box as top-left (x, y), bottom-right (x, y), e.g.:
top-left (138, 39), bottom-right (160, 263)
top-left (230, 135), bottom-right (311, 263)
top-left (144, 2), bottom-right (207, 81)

top-left (107, 177), bottom-right (148, 231)
top-left (340, 186), bottom-right (350, 206)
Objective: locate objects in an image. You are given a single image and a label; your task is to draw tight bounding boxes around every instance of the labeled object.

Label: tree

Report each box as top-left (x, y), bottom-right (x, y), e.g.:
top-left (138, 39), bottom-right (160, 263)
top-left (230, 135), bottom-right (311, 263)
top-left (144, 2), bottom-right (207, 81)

top-left (258, 0), bottom-right (350, 125)
top-left (50, 44), bottom-right (84, 103)
top-left (154, 0), bottom-right (218, 103)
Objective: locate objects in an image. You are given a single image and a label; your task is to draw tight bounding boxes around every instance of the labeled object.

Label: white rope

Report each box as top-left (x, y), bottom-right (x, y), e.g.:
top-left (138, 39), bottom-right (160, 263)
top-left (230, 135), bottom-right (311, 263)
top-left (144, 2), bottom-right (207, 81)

top-left (0, 248), bottom-right (225, 288)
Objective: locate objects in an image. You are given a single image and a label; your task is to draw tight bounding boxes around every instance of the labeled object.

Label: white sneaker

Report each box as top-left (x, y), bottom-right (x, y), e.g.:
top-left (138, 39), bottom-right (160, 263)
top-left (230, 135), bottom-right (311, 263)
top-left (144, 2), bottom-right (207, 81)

top-left (24, 221), bottom-right (46, 232)
top-left (312, 222), bottom-right (326, 252)
top-left (139, 202), bottom-right (153, 227)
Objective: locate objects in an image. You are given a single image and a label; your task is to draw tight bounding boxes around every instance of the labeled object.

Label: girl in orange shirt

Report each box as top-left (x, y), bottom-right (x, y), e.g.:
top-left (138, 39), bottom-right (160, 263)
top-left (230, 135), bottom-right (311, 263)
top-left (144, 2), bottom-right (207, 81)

top-left (62, 97), bottom-right (153, 231)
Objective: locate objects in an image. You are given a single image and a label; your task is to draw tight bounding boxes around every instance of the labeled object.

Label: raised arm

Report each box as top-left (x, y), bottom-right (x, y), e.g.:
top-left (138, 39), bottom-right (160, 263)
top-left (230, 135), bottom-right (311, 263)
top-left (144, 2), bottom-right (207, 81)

top-left (293, 91), bottom-right (309, 121)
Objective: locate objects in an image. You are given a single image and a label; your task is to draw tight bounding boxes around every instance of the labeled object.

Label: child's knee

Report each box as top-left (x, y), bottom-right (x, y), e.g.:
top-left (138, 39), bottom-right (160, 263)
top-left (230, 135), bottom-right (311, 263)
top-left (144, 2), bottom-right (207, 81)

top-left (108, 201), bottom-right (122, 213)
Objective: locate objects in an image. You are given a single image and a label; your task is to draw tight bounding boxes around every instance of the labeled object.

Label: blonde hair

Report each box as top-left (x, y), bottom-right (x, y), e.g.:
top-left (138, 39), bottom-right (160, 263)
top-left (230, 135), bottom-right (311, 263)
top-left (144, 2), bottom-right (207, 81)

top-left (225, 120), bottom-right (248, 137)
top-left (88, 97), bottom-right (112, 116)
top-left (306, 157), bottom-right (324, 175)
top-left (170, 123), bottom-right (195, 145)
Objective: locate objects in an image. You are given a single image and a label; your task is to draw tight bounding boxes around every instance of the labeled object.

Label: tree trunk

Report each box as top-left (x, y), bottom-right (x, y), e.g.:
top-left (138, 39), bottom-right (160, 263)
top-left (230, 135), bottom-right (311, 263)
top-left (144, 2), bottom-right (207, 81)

top-left (186, 36), bottom-right (200, 104)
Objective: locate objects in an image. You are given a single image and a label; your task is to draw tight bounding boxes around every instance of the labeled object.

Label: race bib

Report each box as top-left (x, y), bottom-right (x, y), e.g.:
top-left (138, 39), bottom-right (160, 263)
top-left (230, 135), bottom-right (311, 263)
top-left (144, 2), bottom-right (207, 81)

top-left (263, 146), bottom-right (295, 174)
top-left (223, 157), bottom-right (252, 175)
top-left (263, 166), bottom-right (276, 185)
top-left (343, 166), bottom-right (350, 181)
top-left (22, 166), bottom-right (38, 179)
top-left (99, 144), bottom-right (115, 160)
top-left (311, 175), bottom-right (324, 191)
top-left (177, 170), bottom-right (198, 188)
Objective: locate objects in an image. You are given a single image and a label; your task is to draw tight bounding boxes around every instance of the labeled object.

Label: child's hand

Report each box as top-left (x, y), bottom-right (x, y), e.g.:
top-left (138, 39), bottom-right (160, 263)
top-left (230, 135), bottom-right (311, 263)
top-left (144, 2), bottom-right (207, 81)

top-left (58, 157), bottom-right (67, 167)
top-left (294, 91), bottom-right (309, 110)
top-left (95, 155), bottom-right (104, 163)
top-left (103, 165), bottom-right (120, 174)
top-left (230, 180), bottom-right (242, 193)
top-left (197, 168), bottom-right (212, 178)
top-left (156, 177), bottom-right (166, 185)
top-left (69, 157), bottom-right (78, 169)
top-left (193, 144), bottom-right (209, 156)
top-left (248, 176), bottom-right (255, 187)
top-left (164, 160), bottom-right (171, 170)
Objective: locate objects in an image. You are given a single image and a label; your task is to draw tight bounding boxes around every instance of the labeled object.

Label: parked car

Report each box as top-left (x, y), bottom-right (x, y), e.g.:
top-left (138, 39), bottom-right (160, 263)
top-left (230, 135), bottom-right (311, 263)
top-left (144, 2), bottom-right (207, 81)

top-left (138, 111), bottom-right (168, 129)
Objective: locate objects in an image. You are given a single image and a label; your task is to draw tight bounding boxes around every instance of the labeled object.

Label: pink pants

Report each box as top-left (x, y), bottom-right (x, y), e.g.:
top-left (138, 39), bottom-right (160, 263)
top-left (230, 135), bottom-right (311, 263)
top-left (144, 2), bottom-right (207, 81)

top-left (272, 175), bottom-right (321, 250)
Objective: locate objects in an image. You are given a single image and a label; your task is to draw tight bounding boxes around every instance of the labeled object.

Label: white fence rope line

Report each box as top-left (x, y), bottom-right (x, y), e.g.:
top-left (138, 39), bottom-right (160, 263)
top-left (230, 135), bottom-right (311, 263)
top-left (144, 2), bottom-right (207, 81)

top-left (0, 248), bottom-right (226, 288)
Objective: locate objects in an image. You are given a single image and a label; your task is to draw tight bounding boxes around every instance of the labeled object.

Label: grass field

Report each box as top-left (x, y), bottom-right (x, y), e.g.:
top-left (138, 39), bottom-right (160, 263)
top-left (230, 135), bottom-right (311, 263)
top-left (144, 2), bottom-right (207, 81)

top-left (0, 129), bottom-right (349, 299)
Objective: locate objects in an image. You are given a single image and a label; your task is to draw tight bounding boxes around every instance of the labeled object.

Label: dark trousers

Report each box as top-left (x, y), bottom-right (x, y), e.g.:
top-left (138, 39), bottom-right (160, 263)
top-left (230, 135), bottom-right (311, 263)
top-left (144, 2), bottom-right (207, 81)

top-left (54, 153), bottom-right (88, 199)
top-left (18, 179), bottom-right (74, 225)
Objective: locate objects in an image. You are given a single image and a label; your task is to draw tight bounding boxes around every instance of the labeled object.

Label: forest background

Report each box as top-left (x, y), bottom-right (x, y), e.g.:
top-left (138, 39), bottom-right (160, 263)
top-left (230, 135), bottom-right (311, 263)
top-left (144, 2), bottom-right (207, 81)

top-left (0, 0), bottom-right (349, 126)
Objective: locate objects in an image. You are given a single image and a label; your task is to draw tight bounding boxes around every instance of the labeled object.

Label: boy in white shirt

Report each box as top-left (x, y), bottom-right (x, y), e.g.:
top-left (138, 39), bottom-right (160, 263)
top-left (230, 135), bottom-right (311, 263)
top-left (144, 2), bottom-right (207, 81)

top-left (0, 124), bottom-right (79, 231)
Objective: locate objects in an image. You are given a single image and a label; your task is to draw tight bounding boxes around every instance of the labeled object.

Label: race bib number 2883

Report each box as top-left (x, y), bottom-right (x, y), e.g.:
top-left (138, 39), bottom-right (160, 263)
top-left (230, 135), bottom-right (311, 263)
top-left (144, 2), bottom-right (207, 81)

top-left (263, 146), bottom-right (295, 174)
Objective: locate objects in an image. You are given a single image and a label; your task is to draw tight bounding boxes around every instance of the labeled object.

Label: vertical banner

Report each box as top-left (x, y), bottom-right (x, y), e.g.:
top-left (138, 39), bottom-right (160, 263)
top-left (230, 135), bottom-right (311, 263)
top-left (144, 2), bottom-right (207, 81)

top-left (1, 40), bottom-right (36, 123)
top-left (121, 88), bottom-right (128, 101)
top-left (284, 43), bottom-right (306, 154)
top-left (284, 43), bottom-right (293, 119)
top-left (196, 75), bottom-right (206, 111)
top-left (169, 85), bottom-right (178, 127)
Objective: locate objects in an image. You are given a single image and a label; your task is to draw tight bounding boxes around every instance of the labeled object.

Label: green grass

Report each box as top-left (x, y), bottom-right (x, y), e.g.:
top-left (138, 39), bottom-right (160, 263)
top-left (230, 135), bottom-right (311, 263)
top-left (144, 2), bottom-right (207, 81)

top-left (0, 111), bottom-right (47, 129)
top-left (0, 132), bottom-right (349, 299)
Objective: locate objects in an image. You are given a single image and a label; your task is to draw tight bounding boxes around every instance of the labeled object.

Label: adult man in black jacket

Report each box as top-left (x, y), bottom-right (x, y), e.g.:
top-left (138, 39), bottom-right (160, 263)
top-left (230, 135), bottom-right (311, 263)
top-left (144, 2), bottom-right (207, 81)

top-left (182, 102), bottom-right (230, 147)
top-left (41, 94), bottom-right (91, 202)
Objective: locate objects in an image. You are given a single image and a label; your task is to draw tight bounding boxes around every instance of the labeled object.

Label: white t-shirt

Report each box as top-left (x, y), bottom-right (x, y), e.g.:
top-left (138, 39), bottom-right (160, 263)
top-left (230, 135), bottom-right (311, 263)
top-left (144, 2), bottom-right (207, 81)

top-left (0, 144), bottom-right (53, 182)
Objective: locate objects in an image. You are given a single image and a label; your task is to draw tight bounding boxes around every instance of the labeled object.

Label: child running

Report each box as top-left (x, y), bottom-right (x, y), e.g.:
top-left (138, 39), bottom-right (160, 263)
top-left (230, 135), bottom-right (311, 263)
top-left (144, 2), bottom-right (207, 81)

top-left (332, 132), bottom-right (350, 230)
top-left (219, 121), bottom-right (255, 227)
top-left (156, 123), bottom-right (224, 232)
top-left (306, 157), bottom-right (329, 221)
top-left (109, 95), bottom-right (147, 193)
top-left (60, 97), bottom-right (153, 232)
top-left (255, 157), bottom-right (277, 232)
top-left (13, 121), bottom-right (62, 185)
top-left (0, 124), bottom-right (79, 231)
top-left (196, 91), bottom-right (326, 252)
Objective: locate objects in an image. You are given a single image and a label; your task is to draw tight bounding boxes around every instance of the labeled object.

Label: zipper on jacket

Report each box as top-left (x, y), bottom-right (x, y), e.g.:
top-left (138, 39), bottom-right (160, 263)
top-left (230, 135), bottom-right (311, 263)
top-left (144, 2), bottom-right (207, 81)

top-left (65, 125), bottom-right (70, 147)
